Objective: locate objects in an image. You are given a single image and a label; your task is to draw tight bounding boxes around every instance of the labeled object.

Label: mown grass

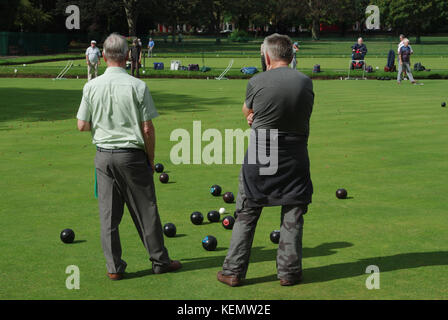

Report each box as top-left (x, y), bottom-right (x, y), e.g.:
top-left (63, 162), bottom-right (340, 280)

top-left (0, 78), bottom-right (447, 299)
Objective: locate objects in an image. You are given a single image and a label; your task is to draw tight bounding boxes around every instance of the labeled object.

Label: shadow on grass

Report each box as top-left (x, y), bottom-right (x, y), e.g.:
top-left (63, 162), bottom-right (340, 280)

top-left (123, 242), bottom-right (353, 280)
top-left (245, 251), bottom-right (448, 286)
top-left (0, 87), bottom-right (234, 124)
top-left (70, 240), bottom-right (87, 244)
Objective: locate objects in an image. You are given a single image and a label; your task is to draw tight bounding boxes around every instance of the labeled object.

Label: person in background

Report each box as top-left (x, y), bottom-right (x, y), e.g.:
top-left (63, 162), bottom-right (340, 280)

top-left (291, 42), bottom-right (300, 69)
top-left (398, 34), bottom-right (413, 81)
top-left (85, 40), bottom-right (101, 81)
top-left (130, 39), bottom-right (142, 78)
top-left (148, 38), bottom-right (155, 57)
top-left (397, 38), bottom-right (416, 85)
top-left (351, 37), bottom-right (368, 60)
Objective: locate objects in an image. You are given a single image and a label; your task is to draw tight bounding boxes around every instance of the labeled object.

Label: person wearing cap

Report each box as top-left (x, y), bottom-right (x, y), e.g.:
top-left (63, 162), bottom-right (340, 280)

top-left (85, 40), bottom-right (102, 81)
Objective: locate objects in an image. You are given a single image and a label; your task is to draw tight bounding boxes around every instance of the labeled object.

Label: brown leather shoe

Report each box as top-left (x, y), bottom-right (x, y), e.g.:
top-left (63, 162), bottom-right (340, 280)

top-left (217, 271), bottom-right (241, 287)
top-left (107, 272), bottom-right (123, 281)
top-left (279, 272), bottom-right (303, 286)
top-left (153, 260), bottom-right (182, 274)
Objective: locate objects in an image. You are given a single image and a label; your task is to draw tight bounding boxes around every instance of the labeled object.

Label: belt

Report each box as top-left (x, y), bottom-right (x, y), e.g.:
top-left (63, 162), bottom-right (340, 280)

top-left (97, 147), bottom-right (143, 153)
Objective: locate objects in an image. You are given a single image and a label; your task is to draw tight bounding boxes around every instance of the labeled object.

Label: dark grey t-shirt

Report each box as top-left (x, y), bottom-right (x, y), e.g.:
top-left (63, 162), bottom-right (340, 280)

top-left (245, 67), bottom-right (314, 136)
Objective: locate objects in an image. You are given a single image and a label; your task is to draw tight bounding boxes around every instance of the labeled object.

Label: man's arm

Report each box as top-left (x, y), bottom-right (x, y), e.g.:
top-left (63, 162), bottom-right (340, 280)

top-left (242, 102), bottom-right (254, 127)
top-left (141, 120), bottom-right (156, 170)
top-left (77, 119), bottom-right (91, 131)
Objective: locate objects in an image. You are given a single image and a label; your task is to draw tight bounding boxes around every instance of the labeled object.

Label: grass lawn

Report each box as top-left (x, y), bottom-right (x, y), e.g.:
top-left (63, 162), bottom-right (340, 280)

top-left (0, 78), bottom-right (447, 300)
top-left (1, 55), bottom-right (447, 80)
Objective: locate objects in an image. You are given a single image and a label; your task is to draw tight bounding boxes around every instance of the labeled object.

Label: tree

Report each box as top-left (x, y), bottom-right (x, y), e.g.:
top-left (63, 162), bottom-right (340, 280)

top-left (122, 0), bottom-right (140, 36)
top-left (375, 0), bottom-right (448, 43)
top-left (0, 0), bottom-right (21, 31)
top-left (292, 0), bottom-right (340, 40)
top-left (223, 0), bottom-right (270, 32)
top-left (14, 0), bottom-right (53, 32)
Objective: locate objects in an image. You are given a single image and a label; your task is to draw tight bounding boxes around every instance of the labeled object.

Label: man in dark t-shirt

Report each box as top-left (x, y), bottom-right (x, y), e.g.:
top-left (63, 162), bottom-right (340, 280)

top-left (130, 39), bottom-right (142, 78)
top-left (218, 34), bottom-right (314, 287)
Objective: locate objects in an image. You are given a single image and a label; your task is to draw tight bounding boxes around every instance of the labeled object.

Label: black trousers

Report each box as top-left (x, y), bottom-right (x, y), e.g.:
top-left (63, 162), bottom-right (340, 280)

top-left (131, 60), bottom-right (140, 78)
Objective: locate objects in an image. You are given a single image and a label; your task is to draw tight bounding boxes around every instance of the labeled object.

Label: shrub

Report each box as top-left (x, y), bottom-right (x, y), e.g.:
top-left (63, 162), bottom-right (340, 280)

top-left (229, 30), bottom-right (250, 43)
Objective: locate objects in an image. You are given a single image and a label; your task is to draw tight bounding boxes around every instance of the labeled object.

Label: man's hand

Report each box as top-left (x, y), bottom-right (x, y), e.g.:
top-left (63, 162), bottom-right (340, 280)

top-left (247, 113), bottom-right (254, 127)
top-left (77, 119), bottom-right (91, 132)
top-left (149, 160), bottom-right (155, 172)
top-left (142, 120), bottom-right (156, 172)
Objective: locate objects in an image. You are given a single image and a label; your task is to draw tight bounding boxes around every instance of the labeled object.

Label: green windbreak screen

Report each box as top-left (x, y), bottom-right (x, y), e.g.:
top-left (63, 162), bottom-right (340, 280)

top-left (0, 31), bottom-right (69, 56)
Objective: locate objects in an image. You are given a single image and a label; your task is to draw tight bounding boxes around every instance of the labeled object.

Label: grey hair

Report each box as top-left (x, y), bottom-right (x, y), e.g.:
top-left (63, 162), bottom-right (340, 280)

top-left (263, 33), bottom-right (293, 63)
top-left (103, 33), bottom-right (128, 62)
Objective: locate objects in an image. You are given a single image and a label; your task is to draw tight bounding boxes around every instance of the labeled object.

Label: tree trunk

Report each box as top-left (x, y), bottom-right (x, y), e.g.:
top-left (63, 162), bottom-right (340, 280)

top-left (416, 34), bottom-right (421, 44)
top-left (123, 0), bottom-right (138, 36)
top-left (311, 18), bottom-right (320, 40)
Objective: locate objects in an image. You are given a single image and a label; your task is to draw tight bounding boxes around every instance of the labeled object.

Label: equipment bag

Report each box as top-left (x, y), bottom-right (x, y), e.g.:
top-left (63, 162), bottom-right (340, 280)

top-left (313, 64), bottom-right (321, 73)
top-left (414, 62), bottom-right (426, 71)
top-left (188, 64), bottom-right (200, 71)
top-left (366, 65), bottom-right (374, 73)
top-left (200, 66), bottom-right (211, 72)
top-left (170, 60), bottom-right (181, 71)
top-left (153, 62), bottom-right (164, 70)
top-left (387, 50), bottom-right (395, 69)
top-left (240, 67), bottom-right (258, 75)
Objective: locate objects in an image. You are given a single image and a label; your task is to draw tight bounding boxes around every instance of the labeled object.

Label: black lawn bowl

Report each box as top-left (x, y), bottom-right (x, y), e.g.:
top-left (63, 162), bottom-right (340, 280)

top-left (207, 210), bottom-right (220, 223)
top-left (190, 211), bottom-right (204, 225)
top-left (222, 216), bottom-right (235, 230)
top-left (270, 230), bottom-right (280, 244)
top-left (60, 228), bottom-right (75, 244)
top-left (202, 235), bottom-right (218, 251)
top-left (442, 102), bottom-right (446, 107)
top-left (223, 192), bottom-right (235, 204)
top-left (163, 223), bottom-right (177, 237)
top-left (159, 173), bottom-right (169, 184)
top-left (336, 188), bottom-right (348, 199)
top-left (210, 185), bottom-right (222, 197)
top-left (155, 163), bottom-right (164, 173)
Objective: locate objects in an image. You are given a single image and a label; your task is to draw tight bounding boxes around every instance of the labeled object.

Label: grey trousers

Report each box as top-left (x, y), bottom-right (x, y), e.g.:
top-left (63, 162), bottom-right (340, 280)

top-left (291, 55), bottom-right (297, 70)
top-left (397, 62), bottom-right (415, 82)
top-left (95, 149), bottom-right (171, 273)
top-left (87, 61), bottom-right (98, 81)
top-left (222, 170), bottom-right (307, 282)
